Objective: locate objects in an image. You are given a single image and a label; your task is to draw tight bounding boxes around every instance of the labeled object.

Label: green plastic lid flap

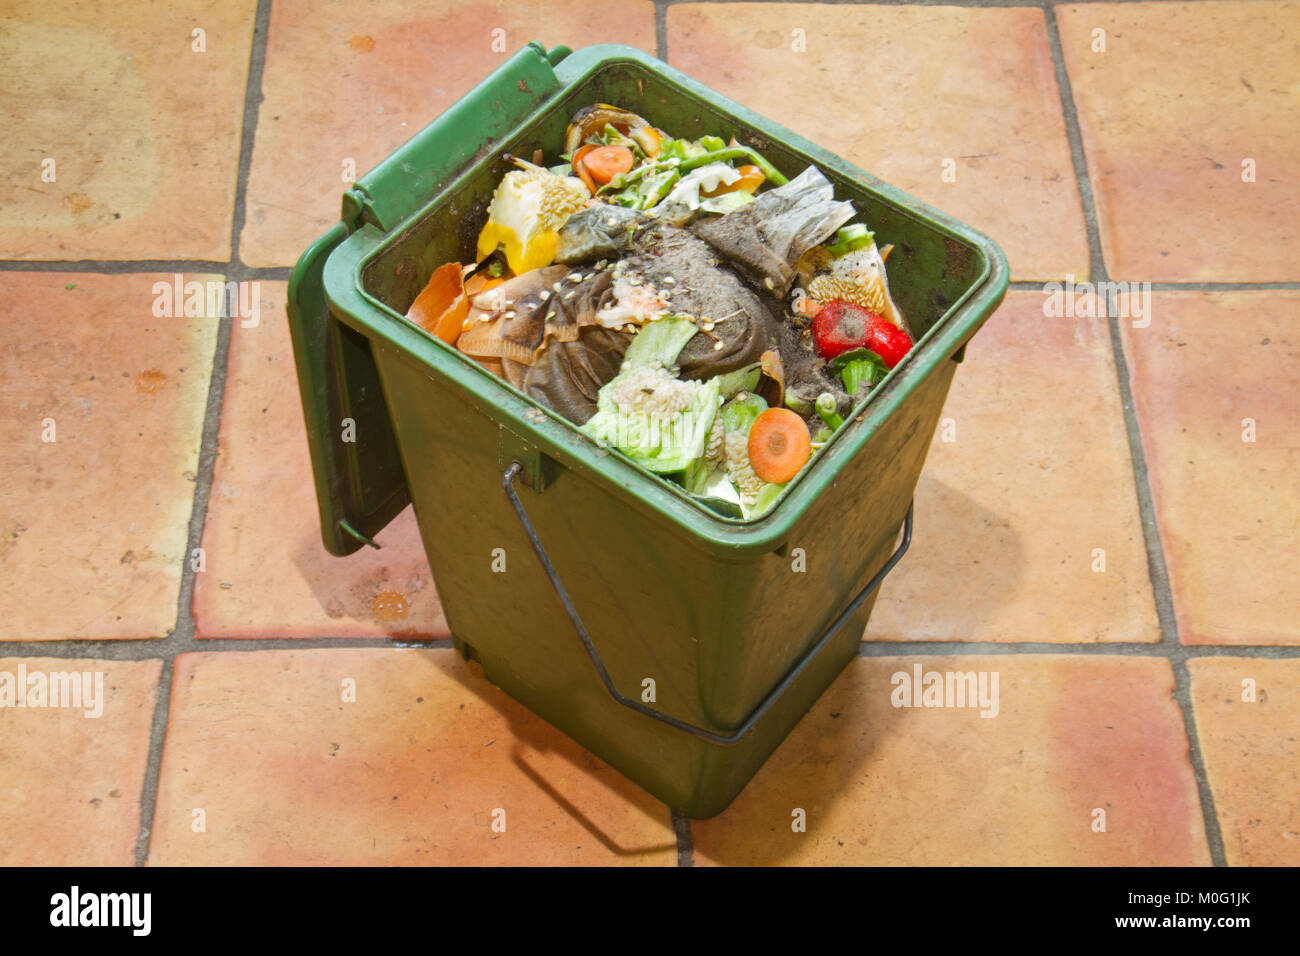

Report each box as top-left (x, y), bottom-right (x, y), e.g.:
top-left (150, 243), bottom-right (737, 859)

top-left (285, 42), bottom-right (572, 555)
top-left (287, 222), bottom-right (410, 555)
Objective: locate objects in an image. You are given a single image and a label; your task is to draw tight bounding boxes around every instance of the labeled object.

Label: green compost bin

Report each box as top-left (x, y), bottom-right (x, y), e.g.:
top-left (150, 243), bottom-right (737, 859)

top-left (287, 42), bottom-right (1008, 818)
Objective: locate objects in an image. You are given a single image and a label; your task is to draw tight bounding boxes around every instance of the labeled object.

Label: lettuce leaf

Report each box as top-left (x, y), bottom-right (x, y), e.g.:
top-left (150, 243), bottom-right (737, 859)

top-left (581, 377), bottom-right (720, 473)
top-left (580, 316), bottom-right (721, 474)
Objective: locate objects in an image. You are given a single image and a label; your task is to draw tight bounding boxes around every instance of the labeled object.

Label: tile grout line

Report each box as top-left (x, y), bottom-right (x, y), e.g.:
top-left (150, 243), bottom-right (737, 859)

top-left (1040, 1), bottom-right (1178, 648)
top-left (5, 635), bottom-right (1299, 659)
top-left (1167, 655), bottom-right (1228, 862)
top-left (1102, 312), bottom-right (1180, 647)
top-left (1040, 3), bottom-right (1105, 284)
top-left (1105, 305), bottom-right (1231, 867)
top-left (130, 0), bottom-right (276, 868)
top-left (3, 637), bottom-right (456, 658)
top-left (1040, 1), bottom-right (1227, 867)
top-left (671, 810), bottom-right (695, 866)
top-left (1145, 281), bottom-right (1300, 291)
top-left (225, 0), bottom-right (275, 281)
top-left (655, 0), bottom-right (670, 61)
top-left (0, 260), bottom-right (292, 279)
top-left (132, 658), bottom-right (175, 867)
top-left (857, 642), bottom-right (1300, 658)
top-left (1007, 280), bottom-right (1300, 292)
top-left (3, 267), bottom-right (1294, 292)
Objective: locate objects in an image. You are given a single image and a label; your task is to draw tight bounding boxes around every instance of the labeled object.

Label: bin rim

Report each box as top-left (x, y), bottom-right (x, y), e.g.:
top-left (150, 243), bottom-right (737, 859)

top-left (309, 42), bottom-right (1009, 559)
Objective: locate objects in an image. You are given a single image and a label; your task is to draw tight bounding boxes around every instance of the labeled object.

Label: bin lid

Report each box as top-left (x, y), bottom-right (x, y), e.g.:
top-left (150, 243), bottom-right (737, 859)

top-left (287, 43), bottom-right (575, 554)
top-left (287, 221), bottom-right (411, 554)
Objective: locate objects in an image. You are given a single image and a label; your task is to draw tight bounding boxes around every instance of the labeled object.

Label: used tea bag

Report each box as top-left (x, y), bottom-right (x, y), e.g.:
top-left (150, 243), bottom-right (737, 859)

top-left (457, 264), bottom-right (621, 364)
top-left (554, 205), bottom-right (651, 265)
top-left (522, 325), bottom-right (635, 424)
top-left (690, 166), bottom-right (855, 297)
top-left (456, 265), bottom-right (570, 365)
top-left (458, 261), bottom-right (639, 423)
top-left (619, 222), bottom-right (783, 382)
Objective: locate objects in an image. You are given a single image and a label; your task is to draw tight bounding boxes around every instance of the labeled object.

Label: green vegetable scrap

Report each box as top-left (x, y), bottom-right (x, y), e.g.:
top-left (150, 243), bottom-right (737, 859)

top-left (689, 391), bottom-right (786, 519)
top-left (815, 393), bottom-right (844, 431)
top-left (828, 347), bottom-right (890, 397)
top-left (581, 316), bottom-right (722, 474)
top-left (826, 223), bottom-right (874, 258)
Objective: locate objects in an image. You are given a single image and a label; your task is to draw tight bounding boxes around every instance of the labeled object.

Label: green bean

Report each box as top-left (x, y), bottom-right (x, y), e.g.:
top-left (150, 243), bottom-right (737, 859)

top-left (677, 147), bottom-right (788, 185)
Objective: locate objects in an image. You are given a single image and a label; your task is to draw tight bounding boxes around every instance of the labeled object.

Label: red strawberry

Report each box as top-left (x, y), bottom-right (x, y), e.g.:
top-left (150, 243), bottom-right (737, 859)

top-left (811, 299), bottom-right (913, 367)
top-left (811, 300), bottom-right (873, 359)
top-left (862, 314), bottom-right (913, 368)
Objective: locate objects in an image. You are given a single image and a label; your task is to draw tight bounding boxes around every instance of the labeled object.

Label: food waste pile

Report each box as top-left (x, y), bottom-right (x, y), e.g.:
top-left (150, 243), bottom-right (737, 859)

top-left (405, 104), bottom-right (916, 519)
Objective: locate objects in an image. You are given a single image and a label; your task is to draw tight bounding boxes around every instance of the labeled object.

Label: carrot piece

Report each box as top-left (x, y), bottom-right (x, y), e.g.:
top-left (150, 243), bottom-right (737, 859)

top-left (464, 273), bottom-right (504, 297)
top-left (566, 144), bottom-right (599, 194)
top-left (793, 295), bottom-right (823, 318)
top-left (571, 144), bottom-right (598, 171)
top-left (581, 145), bottom-right (635, 185)
top-left (747, 408), bottom-right (811, 485)
top-left (703, 164), bottom-right (765, 197)
top-left (573, 157), bottom-right (598, 195)
top-left (406, 262), bottom-right (469, 344)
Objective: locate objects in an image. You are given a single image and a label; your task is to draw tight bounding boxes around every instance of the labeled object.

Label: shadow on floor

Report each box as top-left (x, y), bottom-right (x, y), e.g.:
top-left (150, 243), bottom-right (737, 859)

top-left (426, 650), bottom-right (679, 860)
top-left (864, 472), bottom-right (1025, 642)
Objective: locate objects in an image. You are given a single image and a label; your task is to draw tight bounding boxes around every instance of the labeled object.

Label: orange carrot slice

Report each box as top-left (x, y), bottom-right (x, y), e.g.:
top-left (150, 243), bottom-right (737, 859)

top-left (571, 144), bottom-right (599, 194)
top-left (571, 144), bottom-right (598, 170)
top-left (747, 408), bottom-right (811, 484)
top-left (581, 145), bottom-right (635, 185)
top-left (406, 262), bottom-right (469, 344)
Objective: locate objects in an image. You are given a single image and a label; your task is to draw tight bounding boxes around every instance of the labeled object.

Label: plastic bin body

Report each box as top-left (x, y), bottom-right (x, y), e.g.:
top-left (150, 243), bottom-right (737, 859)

top-left (288, 43), bottom-right (1008, 817)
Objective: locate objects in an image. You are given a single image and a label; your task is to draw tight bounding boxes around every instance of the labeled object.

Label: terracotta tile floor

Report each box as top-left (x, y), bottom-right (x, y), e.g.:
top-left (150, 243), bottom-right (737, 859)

top-left (0, 273), bottom-right (219, 640)
top-left (240, 0), bottom-right (656, 267)
top-left (667, 3), bottom-right (1090, 282)
top-left (0, 0), bottom-right (257, 261)
top-left (1118, 291), bottom-right (1299, 646)
top-left (866, 291), bottom-right (1160, 645)
top-left (3, 0), bottom-right (1296, 867)
top-left (1186, 658), bottom-right (1300, 866)
top-left (192, 282), bottom-right (450, 639)
top-left (0, 659), bottom-right (163, 865)
top-left (1056, 1), bottom-right (1300, 282)
top-left (148, 650), bottom-right (675, 865)
top-left (692, 656), bottom-right (1211, 866)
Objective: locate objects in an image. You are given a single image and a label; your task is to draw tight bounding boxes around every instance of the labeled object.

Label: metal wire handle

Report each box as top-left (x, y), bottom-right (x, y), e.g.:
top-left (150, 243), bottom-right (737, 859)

top-left (502, 461), bottom-right (913, 746)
